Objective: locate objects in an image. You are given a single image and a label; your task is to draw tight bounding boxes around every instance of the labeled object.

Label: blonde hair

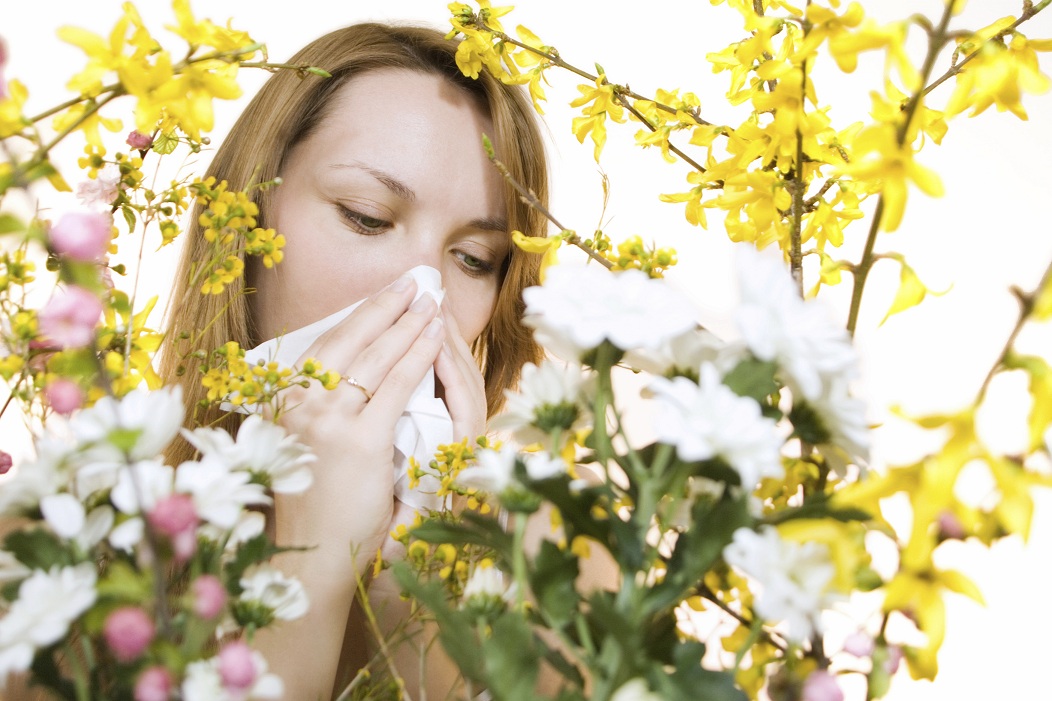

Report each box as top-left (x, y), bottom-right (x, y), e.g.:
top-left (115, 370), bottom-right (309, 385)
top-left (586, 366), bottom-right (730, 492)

top-left (160, 23), bottom-right (548, 458)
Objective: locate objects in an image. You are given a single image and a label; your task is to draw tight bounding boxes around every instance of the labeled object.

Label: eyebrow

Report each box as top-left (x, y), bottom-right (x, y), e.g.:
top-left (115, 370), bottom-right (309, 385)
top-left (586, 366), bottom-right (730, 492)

top-left (331, 161), bottom-right (416, 202)
top-left (331, 161), bottom-right (509, 234)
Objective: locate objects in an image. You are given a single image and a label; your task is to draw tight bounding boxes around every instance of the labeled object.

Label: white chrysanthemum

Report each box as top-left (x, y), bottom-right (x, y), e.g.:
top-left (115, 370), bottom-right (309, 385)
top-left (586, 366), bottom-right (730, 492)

top-left (0, 551), bottom-right (30, 585)
top-left (610, 678), bottom-right (663, 701)
top-left (182, 415), bottom-right (315, 494)
top-left (492, 360), bottom-right (591, 445)
top-left (808, 379), bottom-right (870, 469)
top-left (110, 460), bottom-right (174, 514)
top-left (461, 565), bottom-right (507, 605)
top-left (624, 328), bottom-right (744, 378)
top-left (734, 247), bottom-right (857, 400)
top-left (523, 451), bottom-right (568, 481)
top-left (0, 432), bottom-right (75, 517)
top-left (647, 364), bottom-right (783, 489)
top-left (40, 493), bottom-right (85, 539)
top-left (175, 455), bottom-right (270, 529)
top-left (182, 654), bottom-right (284, 701)
top-left (723, 526), bottom-right (839, 642)
top-left (238, 564), bottom-right (309, 622)
top-left (0, 564), bottom-right (97, 678)
top-left (71, 386), bottom-right (184, 461)
top-left (455, 445), bottom-right (518, 494)
top-left (523, 264), bottom-right (698, 359)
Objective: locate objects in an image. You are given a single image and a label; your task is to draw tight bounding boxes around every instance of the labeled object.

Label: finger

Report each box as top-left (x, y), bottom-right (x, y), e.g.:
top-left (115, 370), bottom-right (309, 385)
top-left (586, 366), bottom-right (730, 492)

top-left (434, 342), bottom-right (485, 441)
top-left (306, 272), bottom-right (419, 369)
top-left (361, 315), bottom-right (446, 425)
top-left (340, 292), bottom-right (439, 397)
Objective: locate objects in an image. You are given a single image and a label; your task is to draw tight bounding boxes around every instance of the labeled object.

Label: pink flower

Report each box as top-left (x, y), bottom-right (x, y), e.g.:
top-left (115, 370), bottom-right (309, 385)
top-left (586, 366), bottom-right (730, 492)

top-left (104, 606), bottom-right (155, 662)
top-left (884, 645), bottom-right (903, 675)
top-left (148, 494), bottom-right (198, 561)
top-left (0, 450), bottom-right (11, 475)
top-left (191, 575), bottom-right (227, 620)
top-left (38, 286), bottom-right (102, 349)
top-left (45, 378), bottom-right (84, 415)
top-left (50, 211), bottom-right (112, 261)
top-left (127, 130), bottom-right (153, 150)
top-left (218, 641), bottom-right (257, 692)
top-left (801, 670), bottom-right (844, 701)
top-left (75, 169), bottom-right (121, 209)
top-left (937, 511), bottom-right (965, 540)
top-left (0, 38), bottom-right (7, 101)
top-left (842, 631), bottom-right (874, 658)
top-left (134, 666), bottom-right (172, 701)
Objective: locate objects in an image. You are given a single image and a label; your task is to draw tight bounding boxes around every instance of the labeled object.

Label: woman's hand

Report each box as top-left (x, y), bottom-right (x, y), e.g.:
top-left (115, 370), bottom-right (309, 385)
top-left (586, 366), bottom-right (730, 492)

top-left (434, 296), bottom-right (488, 444)
top-left (255, 272), bottom-right (446, 701)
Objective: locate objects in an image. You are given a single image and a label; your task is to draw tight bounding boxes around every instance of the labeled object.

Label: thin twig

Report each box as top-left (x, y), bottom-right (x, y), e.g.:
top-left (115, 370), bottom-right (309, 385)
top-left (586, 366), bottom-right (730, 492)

top-left (845, 0), bottom-right (958, 336)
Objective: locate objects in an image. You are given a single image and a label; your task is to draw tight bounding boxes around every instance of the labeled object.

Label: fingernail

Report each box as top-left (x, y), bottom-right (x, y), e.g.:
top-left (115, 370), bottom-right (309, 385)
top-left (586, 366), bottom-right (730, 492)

top-left (410, 293), bottom-right (435, 314)
top-left (390, 273), bottom-right (412, 293)
top-left (424, 317), bottom-right (444, 338)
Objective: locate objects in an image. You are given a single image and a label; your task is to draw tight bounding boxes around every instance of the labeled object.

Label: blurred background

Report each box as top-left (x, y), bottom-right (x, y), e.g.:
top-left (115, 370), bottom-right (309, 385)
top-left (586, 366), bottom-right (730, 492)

top-left (5, 1), bottom-right (1052, 698)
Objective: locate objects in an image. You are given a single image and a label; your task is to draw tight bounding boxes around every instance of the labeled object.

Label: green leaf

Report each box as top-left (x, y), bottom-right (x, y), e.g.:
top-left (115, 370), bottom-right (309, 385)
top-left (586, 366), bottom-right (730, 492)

top-left (648, 495), bottom-right (750, 615)
top-left (391, 562), bottom-right (485, 680)
top-left (0, 213), bottom-right (25, 235)
top-left (482, 613), bottom-right (541, 701)
top-left (651, 641), bottom-right (746, 701)
top-left (788, 400), bottom-right (832, 446)
top-left (96, 559), bottom-right (153, 602)
top-left (304, 66), bottom-right (332, 78)
top-left (2, 528), bottom-right (74, 571)
top-left (121, 204), bottom-right (137, 231)
top-left (151, 131), bottom-right (179, 155)
top-left (529, 539), bottom-right (580, 627)
top-left (722, 358), bottom-right (779, 403)
top-left (879, 253), bottom-right (950, 325)
top-left (411, 511), bottom-right (512, 559)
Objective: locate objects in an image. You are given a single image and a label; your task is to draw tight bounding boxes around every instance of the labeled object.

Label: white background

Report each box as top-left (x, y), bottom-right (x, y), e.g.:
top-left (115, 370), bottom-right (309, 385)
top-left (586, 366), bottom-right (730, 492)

top-left (5, 1), bottom-right (1052, 698)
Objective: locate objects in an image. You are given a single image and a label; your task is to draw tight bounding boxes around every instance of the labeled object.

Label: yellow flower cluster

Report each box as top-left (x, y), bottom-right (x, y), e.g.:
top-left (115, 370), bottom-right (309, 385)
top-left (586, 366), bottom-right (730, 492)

top-left (98, 291), bottom-right (164, 396)
top-left (200, 341), bottom-right (338, 411)
top-left (408, 436), bottom-right (496, 513)
top-left (58, 1), bottom-right (256, 141)
top-left (600, 235), bottom-right (678, 278)
top-left (191, 177), bottom-right (284, 294)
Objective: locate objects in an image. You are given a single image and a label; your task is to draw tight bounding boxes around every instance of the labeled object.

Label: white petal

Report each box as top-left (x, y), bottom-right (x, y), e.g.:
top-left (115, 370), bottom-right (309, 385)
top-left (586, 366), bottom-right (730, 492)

top-left (40, 494), bottom-right (85, 539)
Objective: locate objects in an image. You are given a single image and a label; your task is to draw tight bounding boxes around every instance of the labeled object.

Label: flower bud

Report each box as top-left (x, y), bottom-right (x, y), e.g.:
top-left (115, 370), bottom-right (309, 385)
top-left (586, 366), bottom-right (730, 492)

top-left (218, 641), bottom-right (257, 692)
top-left (126, 130), bottom-right (153, 150)
top-left (842, 631), bottom-right (875, 658)
top-left (49, 212), bottom-right (112, 262)
top-left (44, 378), bottom-right (84, 415)
top-left (148, 493), bottom-right (198, 561)
top-left (134, 666), bottom-right (172, 701)
top-left (192, 574), bottom-right (227, 620)
top-left (801, 670), bottom-right (844, 701)
top-left (104, 606), bottom-right (155, 662)
top-left (38, 286), bottom-right (102, 349)
top-left (0, 450), bottom-right (12, 475)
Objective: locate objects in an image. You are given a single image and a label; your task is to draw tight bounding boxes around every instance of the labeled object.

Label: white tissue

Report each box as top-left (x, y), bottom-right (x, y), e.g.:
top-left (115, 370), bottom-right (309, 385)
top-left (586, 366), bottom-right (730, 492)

top-left (239, 265), bottom-right (450, 511)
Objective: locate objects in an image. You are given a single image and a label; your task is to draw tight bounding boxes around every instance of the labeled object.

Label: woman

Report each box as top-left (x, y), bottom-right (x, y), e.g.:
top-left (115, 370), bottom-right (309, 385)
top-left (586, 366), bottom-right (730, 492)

top-left (161, 23), bottom-right (550, 701)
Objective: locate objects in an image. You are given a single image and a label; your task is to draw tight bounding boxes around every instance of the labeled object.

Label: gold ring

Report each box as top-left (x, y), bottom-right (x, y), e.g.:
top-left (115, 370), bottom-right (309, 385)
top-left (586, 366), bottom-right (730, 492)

top-left (344, 376), bottom-right (374, 402)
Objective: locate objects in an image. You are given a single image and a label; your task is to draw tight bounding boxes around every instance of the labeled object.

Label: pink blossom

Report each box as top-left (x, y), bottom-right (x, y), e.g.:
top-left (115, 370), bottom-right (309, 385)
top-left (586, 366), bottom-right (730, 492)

top-left (127, 130), bottom-right (153, 150)
top-left (75, 168), bottom-right (121, 209)
top-left (45, 378), bottom-right (84, 415)
top-left (38, 286), bottom-right (102, 349)
top-left (104, 606), bottom-right (155, 662)
top-left (50, 212), bottom-right (113, 261)
top-left (801, 670), bottom-right (844, 701)
top-left (134, 666), bottom-right (172, 701)
top-left (884, 645), bottom-right (903, 675)
top-left (0, 38), bottom-right (7, 101)
top-left (191, 574), bottom-right (227, 620)
top-left (218, 640), bottom-right (256, 692)
top-left (148, 494), bottom-right (198, 561)
top-left (0, 450), bottom-right (11, 475)
top-left (842, 631), bottom-right (874, 658)
top-left (937, 511), bottom-right (966, 540)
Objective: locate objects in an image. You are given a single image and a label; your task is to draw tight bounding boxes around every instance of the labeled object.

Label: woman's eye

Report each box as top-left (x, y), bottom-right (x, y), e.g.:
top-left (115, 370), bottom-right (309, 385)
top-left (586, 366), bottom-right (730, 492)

top-left (455, 250), bottom-right (495, 277)
top-left (338, 205), bottom-right (390, 234)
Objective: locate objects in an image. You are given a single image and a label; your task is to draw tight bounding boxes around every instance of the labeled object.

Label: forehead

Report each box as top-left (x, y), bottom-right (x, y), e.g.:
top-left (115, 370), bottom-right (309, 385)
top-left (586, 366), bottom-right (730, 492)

top-left (293, 68), bottom-right (502, 204)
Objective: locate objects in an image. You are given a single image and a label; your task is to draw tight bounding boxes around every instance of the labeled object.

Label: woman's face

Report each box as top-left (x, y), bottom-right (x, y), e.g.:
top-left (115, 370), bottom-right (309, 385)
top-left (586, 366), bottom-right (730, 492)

top-left (254, 68), bottom-right (508, 345)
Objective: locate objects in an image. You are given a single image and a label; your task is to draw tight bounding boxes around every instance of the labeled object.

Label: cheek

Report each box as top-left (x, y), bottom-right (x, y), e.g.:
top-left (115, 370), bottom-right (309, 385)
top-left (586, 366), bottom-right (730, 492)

top-left (447, 282), bottom-right (499, 344)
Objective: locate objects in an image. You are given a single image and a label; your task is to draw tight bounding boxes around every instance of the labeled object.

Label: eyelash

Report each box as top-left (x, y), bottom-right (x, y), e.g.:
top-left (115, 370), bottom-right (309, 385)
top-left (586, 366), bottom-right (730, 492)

top-left (337, 204), bottom-right (499, 278)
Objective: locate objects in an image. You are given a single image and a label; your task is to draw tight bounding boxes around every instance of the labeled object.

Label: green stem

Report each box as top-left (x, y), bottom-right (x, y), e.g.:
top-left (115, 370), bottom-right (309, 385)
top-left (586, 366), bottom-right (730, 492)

top-left (845, 0), bottom-right (957, 336)
top-left (512, 512), bottom-right (529, 609)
